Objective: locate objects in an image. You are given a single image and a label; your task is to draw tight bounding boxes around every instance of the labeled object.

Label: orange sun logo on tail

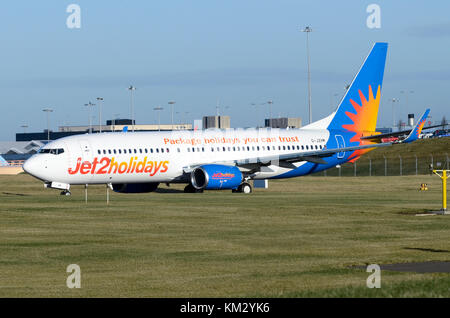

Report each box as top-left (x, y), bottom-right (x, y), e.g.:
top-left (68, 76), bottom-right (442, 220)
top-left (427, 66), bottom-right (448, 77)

top-left (416, 118), bottom-right (426, 138)
top-left (342, 85), bottom-right (381, 162)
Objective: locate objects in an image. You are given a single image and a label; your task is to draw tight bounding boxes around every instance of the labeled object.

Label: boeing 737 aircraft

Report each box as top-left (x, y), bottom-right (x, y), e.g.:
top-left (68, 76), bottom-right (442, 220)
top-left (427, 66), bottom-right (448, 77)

top-left (23, 42), bottom-right (430, 195)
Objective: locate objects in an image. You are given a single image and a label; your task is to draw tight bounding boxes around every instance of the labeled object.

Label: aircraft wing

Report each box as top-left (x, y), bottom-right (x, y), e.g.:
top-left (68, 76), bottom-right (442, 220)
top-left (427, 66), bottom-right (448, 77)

top-left (183, 109), bottom-right (429, 172)
top-left (183, 142), bottom-right (392, 173)
top-left (233, 142), bottom-right (392, 166)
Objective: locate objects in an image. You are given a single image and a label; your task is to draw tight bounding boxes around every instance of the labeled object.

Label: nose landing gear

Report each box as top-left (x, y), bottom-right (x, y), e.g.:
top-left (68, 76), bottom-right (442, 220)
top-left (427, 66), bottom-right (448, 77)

top-left (60, 190), bottom-right (71, 196)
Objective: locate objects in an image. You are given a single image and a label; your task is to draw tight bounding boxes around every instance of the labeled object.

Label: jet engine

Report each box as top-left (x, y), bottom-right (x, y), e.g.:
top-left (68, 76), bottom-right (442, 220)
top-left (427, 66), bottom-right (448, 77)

top-left (191, 164), bottom-right (242, 190)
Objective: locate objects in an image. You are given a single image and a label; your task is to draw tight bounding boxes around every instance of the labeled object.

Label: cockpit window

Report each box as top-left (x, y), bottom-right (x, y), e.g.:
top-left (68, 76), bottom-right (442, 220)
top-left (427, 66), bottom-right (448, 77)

top-left (38, 148), bottom-right (64, 155)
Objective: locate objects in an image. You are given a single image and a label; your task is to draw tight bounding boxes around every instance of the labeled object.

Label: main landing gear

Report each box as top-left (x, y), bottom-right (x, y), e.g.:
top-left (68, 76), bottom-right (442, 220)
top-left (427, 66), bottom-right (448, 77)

top-left (183, 182), bottom-right (252, 194)
top-left (232, 182), bottom-right (252, 194)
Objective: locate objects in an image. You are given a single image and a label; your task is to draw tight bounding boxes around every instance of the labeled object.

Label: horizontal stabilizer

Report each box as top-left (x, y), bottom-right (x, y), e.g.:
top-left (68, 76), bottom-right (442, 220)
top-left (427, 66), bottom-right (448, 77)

top-left (362, 109), bottom-right (432, 142)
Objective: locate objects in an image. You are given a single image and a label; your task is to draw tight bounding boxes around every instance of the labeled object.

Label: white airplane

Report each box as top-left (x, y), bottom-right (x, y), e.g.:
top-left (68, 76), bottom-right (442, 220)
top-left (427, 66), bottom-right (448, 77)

top-left (23, 43), bottom-right (430, 195)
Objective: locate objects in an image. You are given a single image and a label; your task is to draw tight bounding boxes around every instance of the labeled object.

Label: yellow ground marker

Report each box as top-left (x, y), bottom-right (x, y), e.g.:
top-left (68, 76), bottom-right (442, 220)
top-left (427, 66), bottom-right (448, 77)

top-left (432, 170), bottom-right (449, 214)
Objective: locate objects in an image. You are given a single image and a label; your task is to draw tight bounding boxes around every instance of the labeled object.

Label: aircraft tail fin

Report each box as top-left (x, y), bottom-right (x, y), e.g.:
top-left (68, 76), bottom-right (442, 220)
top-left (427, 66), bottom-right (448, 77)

top-left (327, 42), bottom-right (388, 134)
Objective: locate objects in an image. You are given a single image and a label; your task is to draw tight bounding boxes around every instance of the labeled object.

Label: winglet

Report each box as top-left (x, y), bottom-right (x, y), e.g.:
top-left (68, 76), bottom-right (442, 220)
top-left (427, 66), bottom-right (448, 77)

top-left (401, 109), bottom-right (430, 143)
top-left (122, 126), bottom-right (128, 132)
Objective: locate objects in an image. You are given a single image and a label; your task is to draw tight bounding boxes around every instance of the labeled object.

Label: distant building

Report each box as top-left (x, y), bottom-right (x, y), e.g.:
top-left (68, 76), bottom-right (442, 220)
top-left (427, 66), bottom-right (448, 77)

top-left (264, 117), bottom-right (302, 129)
top-left (202, 116), bottom-right (231, 129)
top-left (376, 127), bottom-right (392, 134)
top-left (16, 118), bottom-right (192, 142)
top-left (0, 140), bottom-right (45, 161)
top-left (58, 118), bottom-right (191, 133)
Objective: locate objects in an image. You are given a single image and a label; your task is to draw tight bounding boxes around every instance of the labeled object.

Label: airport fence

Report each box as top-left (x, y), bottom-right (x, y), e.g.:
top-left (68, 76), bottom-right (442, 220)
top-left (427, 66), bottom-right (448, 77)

top-left (313, 153), bottom-right (449, 177)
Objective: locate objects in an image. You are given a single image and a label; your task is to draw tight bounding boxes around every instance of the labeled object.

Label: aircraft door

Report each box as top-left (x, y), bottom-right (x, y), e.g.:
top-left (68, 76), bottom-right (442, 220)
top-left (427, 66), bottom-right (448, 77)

top-left (78, 139), bottom-right (93, 161)
top-left (77, 139), bottom-right (94, 182)
top-left (335, 135), bottom-right (345, 159)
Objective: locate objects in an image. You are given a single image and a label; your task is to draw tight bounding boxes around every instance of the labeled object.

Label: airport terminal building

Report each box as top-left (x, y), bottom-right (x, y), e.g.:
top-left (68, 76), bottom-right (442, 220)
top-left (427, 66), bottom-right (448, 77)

top-left (16, 119), bottom-right (193, 142)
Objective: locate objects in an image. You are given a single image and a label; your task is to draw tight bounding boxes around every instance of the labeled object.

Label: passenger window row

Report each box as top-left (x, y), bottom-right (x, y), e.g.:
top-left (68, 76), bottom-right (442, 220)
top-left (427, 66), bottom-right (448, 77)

top-left (97, 148), bottom-right (170, 155)
top-left (96, 144), bottom-right (324, 155)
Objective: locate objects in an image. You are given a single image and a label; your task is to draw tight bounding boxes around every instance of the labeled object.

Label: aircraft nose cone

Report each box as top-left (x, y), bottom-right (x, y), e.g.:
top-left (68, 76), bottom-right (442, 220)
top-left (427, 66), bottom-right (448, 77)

top-left (23, 157), bottom-right (38, 177)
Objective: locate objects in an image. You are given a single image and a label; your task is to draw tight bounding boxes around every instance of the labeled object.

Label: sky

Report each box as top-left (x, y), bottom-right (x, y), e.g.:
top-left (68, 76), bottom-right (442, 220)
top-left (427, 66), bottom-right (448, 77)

top-left (0, 0), bottom-right (449, 140)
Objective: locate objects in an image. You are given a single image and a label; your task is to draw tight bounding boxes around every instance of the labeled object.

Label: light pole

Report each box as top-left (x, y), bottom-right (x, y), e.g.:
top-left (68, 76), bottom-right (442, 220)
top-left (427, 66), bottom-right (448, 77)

top-left (128, 85), bottom-right (136, 132)
top-left (84, 102), bottom-right (96, 133)
top-left (301, 26), bottom-right (313, 124)
top-left (154, 107), bottom-right (163, 131)
top-left (21, 124), bottom-right (28, 133)
top-left (112, 113), bottom-right (120, 132)
top-left (250, 103), bottom-right (260, 128)
top-left (267, 100), bottom-right (273, 128)
top-left (168, 100), bottom-right (176, 130)
top-left (184, 111), bottom-right (190, 129)
top-left (42, 108), bottom-right (53, 142)
top-left (391, 98), bottom-right (399, 131)
top-left (96, 97), bottom-right (103, 133)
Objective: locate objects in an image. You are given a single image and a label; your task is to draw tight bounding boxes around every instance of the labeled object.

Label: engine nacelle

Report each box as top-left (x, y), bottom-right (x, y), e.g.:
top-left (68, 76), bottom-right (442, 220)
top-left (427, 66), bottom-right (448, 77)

top-left (111, 182), bottom-right (159, 193)
top-left (191, 164), bottom-right (242, 190)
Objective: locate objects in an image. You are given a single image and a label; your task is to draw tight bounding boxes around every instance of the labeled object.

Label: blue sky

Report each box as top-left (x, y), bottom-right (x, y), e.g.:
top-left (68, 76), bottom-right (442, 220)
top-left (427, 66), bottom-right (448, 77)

top-left (0, 0), bottom-right (449, 139)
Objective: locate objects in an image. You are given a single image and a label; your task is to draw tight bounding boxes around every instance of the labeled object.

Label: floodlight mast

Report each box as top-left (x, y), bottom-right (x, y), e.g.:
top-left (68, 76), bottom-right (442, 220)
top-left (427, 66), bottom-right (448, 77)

top-left (128, 85), bottom-right (136, 132)
top-left (301, 26), bottom-right (313, 124)
top-left (42, 108), bottom-right (53, 142)
top-left (84, 102), bottom-right (96, 133)
top-left (154, 106), bottom-right (163, 131)
top-left (96, 97), bottom-right (104, 133)
top-left (168, 100), bottom-right (176, 130)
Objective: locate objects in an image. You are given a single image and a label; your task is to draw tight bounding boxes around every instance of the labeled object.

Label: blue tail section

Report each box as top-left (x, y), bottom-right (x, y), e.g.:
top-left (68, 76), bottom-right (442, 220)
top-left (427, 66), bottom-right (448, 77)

top-left (402, 109), bottom-right (430, 143)
top-left (327, 42), bottom-right (388, 134)
top-left (274, 43), bottom-right (389, 179)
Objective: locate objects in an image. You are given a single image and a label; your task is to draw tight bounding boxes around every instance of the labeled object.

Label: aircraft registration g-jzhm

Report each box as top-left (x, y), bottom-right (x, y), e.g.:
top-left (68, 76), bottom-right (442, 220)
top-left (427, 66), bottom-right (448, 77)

top-left (23, 42), bottom-right (430, 195)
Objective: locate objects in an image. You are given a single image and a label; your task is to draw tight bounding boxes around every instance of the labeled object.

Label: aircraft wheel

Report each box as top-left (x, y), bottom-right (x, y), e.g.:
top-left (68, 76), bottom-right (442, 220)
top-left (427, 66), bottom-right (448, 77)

top-left (60, 190), bottom-right (71, 196)
top-left (235, 183), bottom-right (252, 194)
top-left (241, 182), bottom-right (252, 194)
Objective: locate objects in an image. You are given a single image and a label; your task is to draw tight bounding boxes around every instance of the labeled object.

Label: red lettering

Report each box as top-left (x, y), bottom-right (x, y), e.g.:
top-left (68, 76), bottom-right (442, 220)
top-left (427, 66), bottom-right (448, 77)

top-left (118, 162), bottom-right (127, 174)
top-left (80, 161), bottom-right (92, 174)
top-left (130, 157), bottom-right (138, 173)
top-left (68, 158), bottom-right (81, 175)
top-left (126, 157), bottom-right (134, 173)
top-left (160, 160), bottom-right (169, 173)
top-left (144, 161), bottom-right (154, 174)
top-left (150, 161), bottom-right (163, 176)
top-left (97, 157), bottom-right (110, 174)
top-left (108, 157), bottom-right (119, 174)
top-left (90, 157), bottom-right (99, 174)
top-left (135, 157), bottom-right (147, 173)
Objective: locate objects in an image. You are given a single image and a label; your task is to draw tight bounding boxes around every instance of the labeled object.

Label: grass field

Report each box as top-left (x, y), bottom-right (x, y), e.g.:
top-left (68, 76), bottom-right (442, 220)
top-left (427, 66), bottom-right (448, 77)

top-left (0, 173), bottom-right (449, 297)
